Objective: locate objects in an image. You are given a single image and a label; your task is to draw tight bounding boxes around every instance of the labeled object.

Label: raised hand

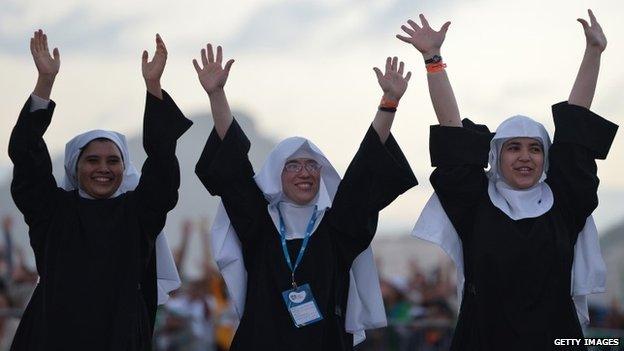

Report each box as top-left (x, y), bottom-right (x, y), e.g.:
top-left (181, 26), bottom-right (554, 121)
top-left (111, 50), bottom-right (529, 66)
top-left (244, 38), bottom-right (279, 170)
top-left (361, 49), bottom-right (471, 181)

top-left (396, 14), bottom-right (450, 58)
top-left (373, 57), bottom-right (412, 101)
top-left (577, 9), bottom-right (607, 53)
top-left (192, 44), bottom-right (235, 95)
top-left (31, 29), bottom-right (60, 77)
top-left (142, 34), bottom-right (168, 83)
top-left (31, 29), bottom-right (59, 99)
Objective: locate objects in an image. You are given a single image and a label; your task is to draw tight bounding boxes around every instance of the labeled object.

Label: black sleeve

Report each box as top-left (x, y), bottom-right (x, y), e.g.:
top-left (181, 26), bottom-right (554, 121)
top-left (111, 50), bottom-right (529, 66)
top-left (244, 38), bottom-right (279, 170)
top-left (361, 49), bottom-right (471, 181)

top-left (429, 119), bottom-right (492, 242)
top-left (9, 97), bottom-right (61, 247)
top-left (194, 119), bottom-right (267, 250)
top-left (327, 126), bottom-right (418, 265)
top-left (135, 91), bottom-right (193, 239)
top-left (546, 102), bottom-right (618, 232)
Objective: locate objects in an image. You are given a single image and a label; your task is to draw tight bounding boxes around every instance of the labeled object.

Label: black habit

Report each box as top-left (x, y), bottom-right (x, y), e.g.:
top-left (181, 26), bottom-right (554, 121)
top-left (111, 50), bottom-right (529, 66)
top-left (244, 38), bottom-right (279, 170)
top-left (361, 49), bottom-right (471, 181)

top-left (195, 120), bottom-right (417, 351)
top-left (429, 102), bottom-right (618, 351)
top-left (9, 91), bottom-right (192, 351)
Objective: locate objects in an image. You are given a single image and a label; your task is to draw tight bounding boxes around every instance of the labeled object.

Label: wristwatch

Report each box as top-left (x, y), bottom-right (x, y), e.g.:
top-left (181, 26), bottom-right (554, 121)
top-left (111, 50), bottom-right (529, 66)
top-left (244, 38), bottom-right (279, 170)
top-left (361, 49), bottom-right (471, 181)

top-left (424, 55), bottom-right (442, 64)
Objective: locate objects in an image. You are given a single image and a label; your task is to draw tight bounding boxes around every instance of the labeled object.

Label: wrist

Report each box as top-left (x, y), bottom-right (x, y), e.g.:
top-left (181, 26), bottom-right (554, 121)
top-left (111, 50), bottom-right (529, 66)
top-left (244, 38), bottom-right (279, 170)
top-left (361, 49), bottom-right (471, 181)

top-left (584, 45), bottom-right (604, 56)
top-left (207, 87), bottom-right (225, 98)
top-left (422, 49), bottom-right (441, 61)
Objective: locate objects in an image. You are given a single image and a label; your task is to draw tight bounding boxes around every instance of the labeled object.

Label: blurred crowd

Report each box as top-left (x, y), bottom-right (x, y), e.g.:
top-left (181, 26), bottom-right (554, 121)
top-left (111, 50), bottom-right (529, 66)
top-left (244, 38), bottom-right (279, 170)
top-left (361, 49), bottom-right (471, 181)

top-left (0, 214), bottom-right (623, 350)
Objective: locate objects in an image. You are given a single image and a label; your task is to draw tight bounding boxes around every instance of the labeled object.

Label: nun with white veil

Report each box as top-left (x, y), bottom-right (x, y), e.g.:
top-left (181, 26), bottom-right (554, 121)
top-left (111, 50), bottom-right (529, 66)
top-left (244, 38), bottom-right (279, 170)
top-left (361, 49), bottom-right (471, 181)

top-left (398, 12), bottom-right (618, 351)
top-left (9, 32), bottom-right (190, 350)
top-left (191, 43), bottom-right (418, 350)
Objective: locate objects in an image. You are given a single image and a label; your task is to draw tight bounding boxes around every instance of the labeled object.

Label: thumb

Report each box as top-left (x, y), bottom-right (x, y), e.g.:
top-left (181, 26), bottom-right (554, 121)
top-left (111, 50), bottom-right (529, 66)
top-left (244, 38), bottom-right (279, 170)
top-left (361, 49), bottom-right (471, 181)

top-left (441, 21), bottom-right (451, 35)
top-left (373, 67), bottom-right (383, 81)
top-left (577, 18), bottom-right (589, 30)
top-left (224, 59), bottom-right (235, 72)
top-left (142, 50), bottom-right (149, 64)
top-left (53, 47), bottom-right (60, 61)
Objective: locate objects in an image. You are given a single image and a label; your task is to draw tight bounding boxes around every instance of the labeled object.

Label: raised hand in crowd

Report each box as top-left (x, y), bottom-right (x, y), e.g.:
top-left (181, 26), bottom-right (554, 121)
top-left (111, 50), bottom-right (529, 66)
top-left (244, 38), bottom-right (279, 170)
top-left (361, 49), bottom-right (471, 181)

top-left (31, 29), bottom-right (60, 100)
top-left (142, 33), bottom-right (168, 99)
top-left (396, 14), bottom-right (450, 60)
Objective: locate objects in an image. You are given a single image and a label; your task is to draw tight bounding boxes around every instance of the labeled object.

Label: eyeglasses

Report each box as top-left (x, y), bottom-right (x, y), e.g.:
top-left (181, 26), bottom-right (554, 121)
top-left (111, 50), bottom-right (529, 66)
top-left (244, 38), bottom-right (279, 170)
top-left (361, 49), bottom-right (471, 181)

top-left (283, 160), bottom-right (322, 173)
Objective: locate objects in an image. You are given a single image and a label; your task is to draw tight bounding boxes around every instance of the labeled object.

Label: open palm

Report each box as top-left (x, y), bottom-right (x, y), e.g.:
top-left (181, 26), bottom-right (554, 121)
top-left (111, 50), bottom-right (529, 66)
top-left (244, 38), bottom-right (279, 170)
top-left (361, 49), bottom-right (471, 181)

top-left (396, 14), bottom-right (451, 56)
top-left (193, 44), bottom-right (235, 95)
top-left (142, 34), bottom-right (167, 82)
top-left (30, 29), bottom-right (60, 76)
top-left (373, 57), bottom-right (411, 101)
top-left (578, 9), bottom-right (607, 52)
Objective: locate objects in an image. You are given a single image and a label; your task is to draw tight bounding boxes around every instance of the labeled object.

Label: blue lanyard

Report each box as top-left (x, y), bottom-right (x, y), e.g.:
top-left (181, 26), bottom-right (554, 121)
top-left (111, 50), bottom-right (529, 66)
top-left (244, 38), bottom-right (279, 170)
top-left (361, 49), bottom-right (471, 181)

top-left (277, 204), bottom-right (318, 289)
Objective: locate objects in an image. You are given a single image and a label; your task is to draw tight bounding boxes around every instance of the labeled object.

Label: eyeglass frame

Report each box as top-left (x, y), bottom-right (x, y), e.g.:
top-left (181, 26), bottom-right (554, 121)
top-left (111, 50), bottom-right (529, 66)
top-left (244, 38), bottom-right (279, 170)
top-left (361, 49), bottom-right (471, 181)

top-left (283, 160), bottom-right (322, 173)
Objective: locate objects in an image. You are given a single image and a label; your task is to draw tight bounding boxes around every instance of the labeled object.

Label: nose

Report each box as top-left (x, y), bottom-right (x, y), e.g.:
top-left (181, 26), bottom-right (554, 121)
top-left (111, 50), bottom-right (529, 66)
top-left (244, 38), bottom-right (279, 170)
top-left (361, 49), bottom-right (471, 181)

top-left (298, 167), bottom-right (312, 178)
top-left (518, 149), bottom-right (531, 162)
top-left (96, 161), bottom-right (112, 173)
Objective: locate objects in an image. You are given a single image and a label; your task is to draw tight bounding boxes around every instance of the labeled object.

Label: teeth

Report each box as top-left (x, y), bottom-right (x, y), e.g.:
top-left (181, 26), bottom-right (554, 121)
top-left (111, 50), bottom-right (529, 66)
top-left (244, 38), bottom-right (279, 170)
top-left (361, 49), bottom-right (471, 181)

top-left (94, 177), bottom-right (111, 182)
top-left (296, 183), bottom-right (312, 190)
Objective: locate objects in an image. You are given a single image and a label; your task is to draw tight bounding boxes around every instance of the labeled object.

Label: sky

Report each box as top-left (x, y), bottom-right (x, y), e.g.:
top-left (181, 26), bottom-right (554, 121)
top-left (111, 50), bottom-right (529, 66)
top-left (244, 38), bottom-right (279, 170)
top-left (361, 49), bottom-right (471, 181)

top-left (1, 0), bottom-right (623, 235)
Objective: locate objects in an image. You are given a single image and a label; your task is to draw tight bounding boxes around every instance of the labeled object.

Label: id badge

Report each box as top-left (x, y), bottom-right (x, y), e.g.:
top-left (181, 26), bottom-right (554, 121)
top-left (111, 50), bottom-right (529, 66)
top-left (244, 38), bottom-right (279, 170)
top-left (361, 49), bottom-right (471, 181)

top-left (281, 283), bottom-right (323, 327)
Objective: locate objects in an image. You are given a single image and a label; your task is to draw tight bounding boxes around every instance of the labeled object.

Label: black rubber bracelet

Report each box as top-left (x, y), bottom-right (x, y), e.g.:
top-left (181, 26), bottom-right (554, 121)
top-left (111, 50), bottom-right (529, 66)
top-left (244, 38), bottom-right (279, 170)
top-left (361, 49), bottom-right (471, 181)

top-left (379, 107), bottom-right (397, 113)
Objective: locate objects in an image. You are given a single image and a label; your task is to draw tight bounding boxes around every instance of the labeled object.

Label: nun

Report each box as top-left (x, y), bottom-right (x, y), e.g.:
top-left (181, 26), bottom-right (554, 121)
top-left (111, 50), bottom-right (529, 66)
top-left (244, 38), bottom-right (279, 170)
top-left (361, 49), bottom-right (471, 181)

top-left (400, 12), bottom-right (618, 351)
top-left (191, 44), bottom-right (418, 350)
top-left (8, 31), bottom-right (191, 350)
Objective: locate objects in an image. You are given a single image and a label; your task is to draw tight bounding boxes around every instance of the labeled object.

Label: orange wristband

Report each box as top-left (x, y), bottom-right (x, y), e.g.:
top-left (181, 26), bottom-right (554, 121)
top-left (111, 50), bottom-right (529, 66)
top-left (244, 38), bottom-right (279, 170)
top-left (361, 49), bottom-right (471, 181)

top-left (426, 62), bottom-right (447, 73)
top-left (379, 96), bottom-right (399, 109)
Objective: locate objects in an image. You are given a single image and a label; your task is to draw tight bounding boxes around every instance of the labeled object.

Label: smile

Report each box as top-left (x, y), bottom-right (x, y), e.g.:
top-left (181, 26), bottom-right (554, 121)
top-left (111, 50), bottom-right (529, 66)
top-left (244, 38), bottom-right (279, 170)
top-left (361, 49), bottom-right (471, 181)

top-left (295, 182), bottom-right (313, 190)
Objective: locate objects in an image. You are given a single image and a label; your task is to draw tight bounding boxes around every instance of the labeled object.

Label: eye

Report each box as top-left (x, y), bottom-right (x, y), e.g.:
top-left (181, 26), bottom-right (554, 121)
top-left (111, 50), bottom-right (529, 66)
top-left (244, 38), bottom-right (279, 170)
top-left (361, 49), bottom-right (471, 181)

top-left (530, 146), bottom-right (542, 153)
top-left (506, 145), bottom-right (520, 152)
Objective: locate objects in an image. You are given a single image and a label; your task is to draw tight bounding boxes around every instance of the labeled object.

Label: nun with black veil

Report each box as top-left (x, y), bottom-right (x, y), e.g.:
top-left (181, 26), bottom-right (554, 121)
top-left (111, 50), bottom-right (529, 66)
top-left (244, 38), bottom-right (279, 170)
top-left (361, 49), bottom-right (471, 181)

top-left (9, 31), bottom-right (190, 350)
top-left (400, 11), bottom-right (619, 351)
top-left (191, 43), bottom-right (418, 350)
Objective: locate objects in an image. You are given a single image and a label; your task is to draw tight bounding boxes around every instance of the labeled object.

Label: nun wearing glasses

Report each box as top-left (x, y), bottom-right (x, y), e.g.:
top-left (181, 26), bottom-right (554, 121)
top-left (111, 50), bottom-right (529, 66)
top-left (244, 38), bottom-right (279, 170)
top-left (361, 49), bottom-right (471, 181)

top-left (402, 11), bottom-right (618, 351)
top-left (9, 31), bottom-right (189, 350)
top-left (192, 44), bottom-right (417, 350)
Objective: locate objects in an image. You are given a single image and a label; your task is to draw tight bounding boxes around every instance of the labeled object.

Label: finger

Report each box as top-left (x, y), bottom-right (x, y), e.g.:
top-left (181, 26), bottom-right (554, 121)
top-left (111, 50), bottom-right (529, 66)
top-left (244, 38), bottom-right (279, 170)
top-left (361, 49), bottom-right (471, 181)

top-left (385, 57), bottom-right (391, 72)
top-left (200, 48), bottom-right (208, 67)
top-left (401, 25), bottom-right (416, 36)
top-left (391, 56), bottom-right (398, 71)
top-left (216, 46), bottom-right (223, 64)
top-left (224, 58), bottom-right (235, 72)
top-left (30, 37), bottom-right (35, 55)
top-left (419, 14), bottom-right (431, 28)
top-left (405, 71), bottom-right (412, 82)
top-left (142, 50), bottom-right (149, 64)
top-left (407, 19), bottom-right (421, 31)
top-left (37, 30), bottom-right (44, 52)
top-left (577, 18), bottom-right (589, 30)
top-left (53, 47), bottom-right (60, 61)
top-left (373, 67), bottom-right (383, 81)
top-left (43, 34), bottom-right (49, 52)
top-left (156, 33), bottom-right (168, 56)
top-left (440, 21), bottom-right (451, 35)
top-left (192, 59), bottom-right (201, 74)
top-left (207, 43), bottom-right (215, 63)
top-left (398, 61), bottom-right (404, 75)
top-left (34, 30), bottom-right (42, 52)
top-left (588, 9), bottom-right (596, 26)
top-left (396, 34), bottom-right (413, 43)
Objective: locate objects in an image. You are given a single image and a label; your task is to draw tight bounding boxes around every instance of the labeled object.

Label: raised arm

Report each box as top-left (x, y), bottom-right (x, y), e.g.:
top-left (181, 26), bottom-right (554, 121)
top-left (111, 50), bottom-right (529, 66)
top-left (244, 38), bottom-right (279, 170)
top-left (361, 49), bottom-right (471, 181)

top-left (9, 30), bottom-right (60, 231)
top-left (135, 35), bottom-right (192, 236)
top-left (193, 44), bottom-right (235, 139)
top-left (568, 9), bottom-right (606, 109)
top-left (397, 14), bottom-right (461, 127)
top-left (372, 56), bottom-right (411, 143)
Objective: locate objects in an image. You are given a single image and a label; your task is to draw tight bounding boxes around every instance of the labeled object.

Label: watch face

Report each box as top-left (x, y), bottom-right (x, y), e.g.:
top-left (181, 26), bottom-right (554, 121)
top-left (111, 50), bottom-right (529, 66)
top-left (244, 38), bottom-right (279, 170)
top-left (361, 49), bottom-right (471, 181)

top-left (431, 55), bottom-right (442, 63)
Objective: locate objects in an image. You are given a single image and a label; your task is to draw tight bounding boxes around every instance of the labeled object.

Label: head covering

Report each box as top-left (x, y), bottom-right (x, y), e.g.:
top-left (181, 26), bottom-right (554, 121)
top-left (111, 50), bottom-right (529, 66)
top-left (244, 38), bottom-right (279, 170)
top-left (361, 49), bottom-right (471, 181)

top-left (412, 116), bottom-right (605, 325)
top-left (486, 115), bottom-right (553, 220)
top-left (63, 130), bottom-right (181, 304)
top-left (211, 137), bottom-right (386, 345)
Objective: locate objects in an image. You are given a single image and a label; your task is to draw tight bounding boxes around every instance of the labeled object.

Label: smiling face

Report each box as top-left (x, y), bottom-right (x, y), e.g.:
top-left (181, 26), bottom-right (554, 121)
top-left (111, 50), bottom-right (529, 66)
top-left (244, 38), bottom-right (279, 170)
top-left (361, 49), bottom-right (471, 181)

top-left (281, 158), bottom-right (321, 205)
top-left (76, 139), bottom-right (124, 199)
top-left (499, 137), bottom-right (544, 189)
